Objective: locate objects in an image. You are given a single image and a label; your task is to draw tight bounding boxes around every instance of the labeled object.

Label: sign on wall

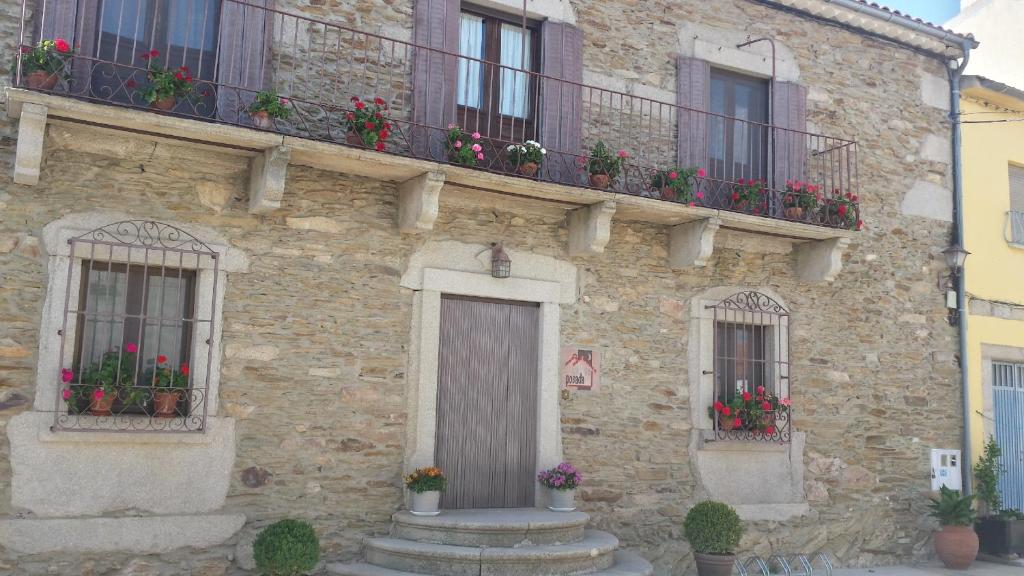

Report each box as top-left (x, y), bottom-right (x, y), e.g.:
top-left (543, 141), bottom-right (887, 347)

top-left (561, 347), bottom-right (601, 391)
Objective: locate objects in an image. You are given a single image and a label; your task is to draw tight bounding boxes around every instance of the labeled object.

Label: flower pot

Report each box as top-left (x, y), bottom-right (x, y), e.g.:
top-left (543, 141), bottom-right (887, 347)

top-left (410, 490), bottom-right (441, 516)
top-left (660, 186), bottom-right (677, 201)
top-left (977, 517), bottom-right (1024, 556)
top-left (88, 391), bottom-right (117, 416)
top-left (346, 131), bottom-right (364, 147)
top-left (518, 162), bottom-right (539, 177)
top-left (694, 552), bottom-right (736, 576)
top-left (718, 414), bottom-right (737, 432)
top-left (150, 96), bottom-right (176, 111)
top-left (548, 488), bottom-right (576, 512)
top-left (152, 391), bottom-right (182, 418)
top-left (589, 173), bottom-right (610, 189)
top-left (784, 206), bottom-right (804, 220)
top-left (250, 110), bottom-right (274, 130)
top-left (934, 525), bottom-right (979, 569)
top-left (25, 70), bottom-right (59, 90)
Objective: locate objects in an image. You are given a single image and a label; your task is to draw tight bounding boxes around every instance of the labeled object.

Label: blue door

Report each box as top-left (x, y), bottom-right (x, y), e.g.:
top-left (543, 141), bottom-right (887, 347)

top-left (994, 362), bottom-right (1024, 510)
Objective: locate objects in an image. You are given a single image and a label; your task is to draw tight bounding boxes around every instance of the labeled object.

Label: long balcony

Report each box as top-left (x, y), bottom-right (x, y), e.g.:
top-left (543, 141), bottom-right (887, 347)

top-left (11, 0), bottom-right (860, 279)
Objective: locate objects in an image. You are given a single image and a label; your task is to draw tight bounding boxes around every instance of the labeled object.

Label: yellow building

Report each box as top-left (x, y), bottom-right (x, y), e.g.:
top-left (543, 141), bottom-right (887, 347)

top-left (962, 75), bottom-right (1024, 508)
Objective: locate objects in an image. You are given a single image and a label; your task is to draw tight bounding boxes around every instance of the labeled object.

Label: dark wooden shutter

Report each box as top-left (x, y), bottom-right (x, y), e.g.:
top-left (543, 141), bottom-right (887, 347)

top-left (771, 80), bottom-right (808, 187)
top-left (33, 0), bottom-right (79, 44)
top-left (412, 0), bottom-right (459, 159)
top-left (217, 0), bottom-right (274, 124)
top-left (539, 20), bottom-right (582, 184)
top-left (676, 57), bottom-right (710, 171)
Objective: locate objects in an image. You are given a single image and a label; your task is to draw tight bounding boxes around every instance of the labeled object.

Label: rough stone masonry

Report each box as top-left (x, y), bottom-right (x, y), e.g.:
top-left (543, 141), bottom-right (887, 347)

top-left (0, 0), bottom-right (961, 574)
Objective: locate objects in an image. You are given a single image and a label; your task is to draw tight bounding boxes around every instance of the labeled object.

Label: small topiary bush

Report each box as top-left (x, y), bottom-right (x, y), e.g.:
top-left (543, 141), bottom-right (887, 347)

top-left (253, 519), bottom-right (320, 576)
top-left (683, 501), bottom-right (744, 555)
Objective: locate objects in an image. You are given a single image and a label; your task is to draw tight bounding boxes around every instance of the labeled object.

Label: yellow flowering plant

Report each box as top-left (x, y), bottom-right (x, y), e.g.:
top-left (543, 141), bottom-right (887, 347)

top-left (404, 466), bottom-right (447, 493)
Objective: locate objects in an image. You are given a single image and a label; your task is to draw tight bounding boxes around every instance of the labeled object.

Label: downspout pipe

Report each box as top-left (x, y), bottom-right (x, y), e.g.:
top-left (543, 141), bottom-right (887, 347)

top-left (948, 39), bottom-right (973, 495)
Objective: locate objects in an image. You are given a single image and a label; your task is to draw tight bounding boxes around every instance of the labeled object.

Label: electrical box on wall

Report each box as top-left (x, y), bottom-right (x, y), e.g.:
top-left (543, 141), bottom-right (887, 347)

top-left (931, 448), bottom-right (963, 491)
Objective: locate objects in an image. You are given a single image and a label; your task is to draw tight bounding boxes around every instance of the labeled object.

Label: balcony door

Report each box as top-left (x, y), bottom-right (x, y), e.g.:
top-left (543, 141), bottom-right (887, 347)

top-left (455, 7), bottom-right (540, 144)
top-left (90, 0), bottom-right (220, 114)
top-left (707, 69), bottom-right (769, 185)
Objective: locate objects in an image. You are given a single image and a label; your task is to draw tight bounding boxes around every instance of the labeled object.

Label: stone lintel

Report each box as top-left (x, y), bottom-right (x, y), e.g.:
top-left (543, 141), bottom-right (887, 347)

top-left (398, 171), bottom-right (445, 234)
top-left (13, 102), bottom-right (47, 185)
top-left (796, 237), bottom-right (852, 283)
top-left (668, 217), bottom-right (721, 269)
top-left (568, 201), bottom-right (616, 256)
top-left (0, 514), bottom-right (246, 554)
top-left (248, 145), bottom-right (291, 214)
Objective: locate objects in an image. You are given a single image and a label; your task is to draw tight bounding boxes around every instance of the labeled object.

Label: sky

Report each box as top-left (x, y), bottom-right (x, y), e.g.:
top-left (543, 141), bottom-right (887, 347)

top-left (876, 0), bottom-right (961, 24)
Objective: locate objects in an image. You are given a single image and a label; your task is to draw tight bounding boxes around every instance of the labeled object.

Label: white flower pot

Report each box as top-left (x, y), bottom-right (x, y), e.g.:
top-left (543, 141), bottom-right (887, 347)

top-left (410, 490), bottom-right (441, 516)
top-left (548, 488), bottom-right (576, 512)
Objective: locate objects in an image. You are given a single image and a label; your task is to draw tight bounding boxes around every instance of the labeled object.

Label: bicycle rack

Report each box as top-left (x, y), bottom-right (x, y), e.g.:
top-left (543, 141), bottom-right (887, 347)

top-left (734, 552), bottom-right (834, 576)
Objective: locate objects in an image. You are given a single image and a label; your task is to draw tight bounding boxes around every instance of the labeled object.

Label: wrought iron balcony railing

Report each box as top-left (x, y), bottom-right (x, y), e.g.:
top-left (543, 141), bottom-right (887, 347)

top-left (16, 0), bottom-right (860, 230)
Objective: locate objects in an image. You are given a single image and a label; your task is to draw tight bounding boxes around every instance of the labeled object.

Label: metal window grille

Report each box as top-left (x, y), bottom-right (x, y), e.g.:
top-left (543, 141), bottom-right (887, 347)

top-left (54, 221), bottom-right (219, 433)
top-left (1008, 211), bottom-right (1024, 245)
top-left (993, 362), bottom-right (1024, 509)
top-left (708, 291), bottom-right (791, 442)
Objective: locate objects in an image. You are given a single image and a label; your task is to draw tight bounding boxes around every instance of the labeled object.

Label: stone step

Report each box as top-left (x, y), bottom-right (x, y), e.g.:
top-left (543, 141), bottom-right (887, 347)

top-left (362, 529), bottom-right (619, 576)
top-left (328, 550), bottom-right (653, 576)
top-left (392, 508), bottom-right (590, 547)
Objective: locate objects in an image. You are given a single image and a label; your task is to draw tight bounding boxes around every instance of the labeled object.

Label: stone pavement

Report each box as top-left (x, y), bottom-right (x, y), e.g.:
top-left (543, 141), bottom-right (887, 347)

top-left (833, 561), bottom-right (1024, 576)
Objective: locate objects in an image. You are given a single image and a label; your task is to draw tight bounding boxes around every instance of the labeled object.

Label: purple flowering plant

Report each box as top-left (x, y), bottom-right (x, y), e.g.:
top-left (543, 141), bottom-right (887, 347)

top-left (537, 462), bottom-right (582, 491)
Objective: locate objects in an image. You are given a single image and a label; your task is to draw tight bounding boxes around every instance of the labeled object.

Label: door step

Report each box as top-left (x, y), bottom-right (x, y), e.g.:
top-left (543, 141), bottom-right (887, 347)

top-left (392, 508), bottom-right (589, 546)
top-left (328, 550), bottom-right (654, 576)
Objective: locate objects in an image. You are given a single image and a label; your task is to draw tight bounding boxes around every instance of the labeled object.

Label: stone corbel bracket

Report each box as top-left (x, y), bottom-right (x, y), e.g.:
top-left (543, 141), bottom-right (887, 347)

top-left (13, 102), bottom-right (47, 185)
top-left (669, 217), bottom-right (721, 269)
top-left (248, 145), bottom-right (291, 214)
top-left (795, 236), bottom-right (852, 283)
top-left (568, 201), bottom-right (616, 256)
top-left (398, 171), bottom-right (445, 234)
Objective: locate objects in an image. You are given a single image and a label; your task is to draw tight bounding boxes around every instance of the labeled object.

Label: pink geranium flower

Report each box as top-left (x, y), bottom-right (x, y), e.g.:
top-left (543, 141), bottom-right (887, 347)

top-left (125, 343), bottom-right (138, 353)
top-left (617, 150), bottom-right (629, 158)
top-left (696, 191), bottom-right (704, 199)
top-left (697, 168), bottom-right (706, 178)
top-left (781, 397), bottom-right (792, 407)
top-left (62, 389), bottom-right (72, 401)
top-left (668, 171), bottom-right (678, 180)
top-left (61, 368), bottom-right (74, 383)
top-left (471, 143), bottom-right (482, 153)
top-left (476, 153), bottom-right (484, 161)
top-left (454, 140), bottom-right (463, 149)
top-left (471, 132), bottom-right (481, 140)
top-left (93, 389), bottom-right (105, 401)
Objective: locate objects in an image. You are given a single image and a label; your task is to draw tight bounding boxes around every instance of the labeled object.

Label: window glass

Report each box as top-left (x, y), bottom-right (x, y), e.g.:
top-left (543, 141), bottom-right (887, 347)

top-left (708, 69), bottom-right (769, 183)
top-left (714, 322), bottom-right (774, 403)
top-left (457, 13), bottom-right (485, 109)
top-left (499, 23), bottom-right (531, 118)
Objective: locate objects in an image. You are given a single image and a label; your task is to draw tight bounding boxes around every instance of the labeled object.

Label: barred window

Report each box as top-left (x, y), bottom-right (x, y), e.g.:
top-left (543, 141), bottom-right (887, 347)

top-left (56, 220), bottom-right (218, 432)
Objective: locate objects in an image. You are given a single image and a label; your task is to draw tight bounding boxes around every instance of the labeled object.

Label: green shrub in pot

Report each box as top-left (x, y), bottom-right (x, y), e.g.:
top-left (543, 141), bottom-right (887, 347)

top-left (684, 501), bottom-right (743, 576)
top-left (253, 519), bottom-right (320, 576)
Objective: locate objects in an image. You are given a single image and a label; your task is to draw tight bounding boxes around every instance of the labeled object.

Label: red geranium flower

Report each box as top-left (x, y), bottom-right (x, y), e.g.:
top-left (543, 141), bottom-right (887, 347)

top-left (722, 406), bottom-right (731, 417)
top-left (375, 142), bottom-right (385, 152)
top-left (174, 71), bottom-right (184, 80)
top-left (764, 426), bottom-right (776, 436)
top-left (54, 38), bottom-right (70, 53)
top-left (157, 354), bottom-right (168, 364)
top-left (379, 130), bottom-right (390, 140)
top-left (713, 401), bottom-right (724, 413)
top-left (346, 112), bottom-right (355, 121)
top-left (364, 121), bottom-right (375, 130)
top-left (350, 96), bottom-right (361, 103)
top-left (733, 417), bottom-right (742, 428)
top-left (756, 385), bottom-right (765, 394)
top-left (731, 192), bottom-right (741, 202)
top-left (742, 391), bottom-right (752, 402)
top-left (354, 101), bottom-right (366, 110)
top-left (762, 401), bottom-right (772, 411)
top-left (373, 96), bottom-right (385, 106)
top-left (126, 79), bottom-right (137, 89)
top-left (838, 204), bottom-right (848, 216)
top-left (180, 364), bottom-right (190, 376)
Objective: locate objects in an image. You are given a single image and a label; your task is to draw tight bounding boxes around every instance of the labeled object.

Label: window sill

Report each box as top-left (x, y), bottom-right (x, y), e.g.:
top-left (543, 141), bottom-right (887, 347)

top-left (696, 430), bottom-right (790, 453)
top-left (1008, 242), bottom-right (1024, 251)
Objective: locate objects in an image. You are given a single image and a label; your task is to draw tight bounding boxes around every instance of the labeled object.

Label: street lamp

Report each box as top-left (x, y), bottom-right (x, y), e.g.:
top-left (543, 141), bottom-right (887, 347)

top-left (942, 244), bottom-right (970, 269)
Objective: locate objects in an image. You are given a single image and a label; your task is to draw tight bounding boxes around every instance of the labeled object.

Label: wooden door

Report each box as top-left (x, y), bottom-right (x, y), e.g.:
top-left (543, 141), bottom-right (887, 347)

top-left (435, 296), bottom-right (539, 509)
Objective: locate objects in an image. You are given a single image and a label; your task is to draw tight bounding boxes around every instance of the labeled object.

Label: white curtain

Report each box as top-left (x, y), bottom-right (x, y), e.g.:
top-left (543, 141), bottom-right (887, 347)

top-left (457, 13), bottom-right (484, 109)
top-left (499, 23), bottom-right (531, 118)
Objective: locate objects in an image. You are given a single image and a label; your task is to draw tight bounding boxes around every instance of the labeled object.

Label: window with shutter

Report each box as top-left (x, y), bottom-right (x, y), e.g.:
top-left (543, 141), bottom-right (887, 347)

top-left (1010, 164), bottom-right (1024, 244)
top-left (707, 69), bottom-right (770, 185)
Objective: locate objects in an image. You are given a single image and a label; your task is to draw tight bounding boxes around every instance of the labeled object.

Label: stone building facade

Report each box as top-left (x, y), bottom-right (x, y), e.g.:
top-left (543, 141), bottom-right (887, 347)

top-left (0, 0), bottom-right (972, 574)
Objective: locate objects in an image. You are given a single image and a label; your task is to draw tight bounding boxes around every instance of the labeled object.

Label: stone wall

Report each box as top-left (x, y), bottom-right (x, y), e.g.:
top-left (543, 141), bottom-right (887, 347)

top-left (0, 0), bottom-right (961, 574)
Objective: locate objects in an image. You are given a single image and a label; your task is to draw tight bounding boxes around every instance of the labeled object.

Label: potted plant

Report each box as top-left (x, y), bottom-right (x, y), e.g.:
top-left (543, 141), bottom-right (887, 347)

top-left (445, 124), bottom-right (484, 167)
top-left (709, 399), bottom-right (742, 432)
top-left (782, 180), bottom-right (820, 220)
top-left (538, 462), bottom-right (582, 512)
top-left (344, 96), bottom-right (392, 151)
top-left (729, 179), bottom-right (768, 215)
top-left (253, 519), bottom-right (320, 576)
top-left (929, 485), bottom-right (978, 569)
top-left (506, 140), bottom-right (545, 176)
top-left (147, 356), bottom-right (188, 418)
top-left (651, 167), bottom-right (706, 203)
top-left (19, 38), bottom-right (73, 90)
top-left (684, 500), bottom-right (744, 576)
top-left (974, 436), bottom-right (1024, 556)
top-left (68, 343), bottom-right (142, 416)
top-left (136, 50), bottom-right (196, 111)
top-left (819, 189), bottom-right (863, 230)
top-left (405, 466), bottom-right (447, 516)
top-left (248, 91), bottom-right (292, 130)
top-left (583, 141), bottom-right (627, 189)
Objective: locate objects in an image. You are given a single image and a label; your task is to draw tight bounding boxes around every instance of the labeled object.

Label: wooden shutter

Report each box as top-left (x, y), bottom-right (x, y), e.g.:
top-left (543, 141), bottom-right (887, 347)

top-left (33, 0), bottom-right (79, 45)
top-left (1010, 165), bottom-right (1024, 212)
top-left (677, 57), bottom-right (710, 170)
top-left (771, 80), bottom-right (808, 187)
top-left (412, 0), bottom-right (460, 159)
top-left (538, 20), bottom-right (582, 184)
top-left (217, 0), bottom-right (274, 124)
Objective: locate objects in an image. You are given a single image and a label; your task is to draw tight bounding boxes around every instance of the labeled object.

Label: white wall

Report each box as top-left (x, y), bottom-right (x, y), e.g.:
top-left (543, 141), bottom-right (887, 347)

top-left (947, 0), bottom-right (1024, 89)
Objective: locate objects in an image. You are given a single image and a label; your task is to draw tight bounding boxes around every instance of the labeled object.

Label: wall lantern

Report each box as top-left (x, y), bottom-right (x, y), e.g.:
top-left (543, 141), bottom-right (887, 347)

top-left (939, 243), bottom-right (970, 326)
top-left (942, 244), bottom-right (970, 269)
top-left (491, 243), bottom-right (511, 279)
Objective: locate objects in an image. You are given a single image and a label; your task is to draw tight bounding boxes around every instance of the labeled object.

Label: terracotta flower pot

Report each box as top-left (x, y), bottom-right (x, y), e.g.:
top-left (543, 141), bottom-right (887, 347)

top-left (718, 414), bottom-right (737, 432)
top-left (346, 131), bottom-right (364, 147)
top-left (250, 110), bottom-right (274, 130)
top-left (784, 206), bottom-right (804, 220)
top-left (660, 186), bottom-right (677, 201)
top-left (25, 70), bottom-right (59, 90)
top-left (150, 96), bottom-right (176, 111)
top-left (88, 390), bottom-right (117, 416)
top-left (934, 525), bottom-right (978, 570)
top-left (589, 173), bottom-right (610, 189)
top-left (694, 552), bottom-right (736, 576)
top-left (518, 162), bottom-right (539, 177)
top-left (152, 390), bottom-right (182, 418)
